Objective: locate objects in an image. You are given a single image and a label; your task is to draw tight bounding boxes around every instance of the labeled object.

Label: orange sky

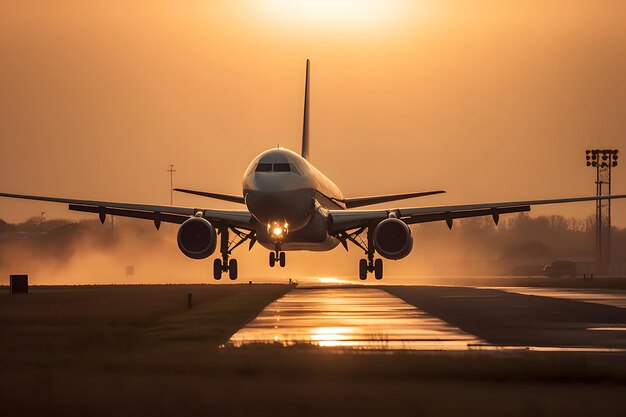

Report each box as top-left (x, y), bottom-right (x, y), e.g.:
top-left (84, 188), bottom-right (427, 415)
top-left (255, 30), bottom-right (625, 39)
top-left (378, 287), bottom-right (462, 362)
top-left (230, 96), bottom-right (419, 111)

top-left (1, 0), bottom-right (625, 226)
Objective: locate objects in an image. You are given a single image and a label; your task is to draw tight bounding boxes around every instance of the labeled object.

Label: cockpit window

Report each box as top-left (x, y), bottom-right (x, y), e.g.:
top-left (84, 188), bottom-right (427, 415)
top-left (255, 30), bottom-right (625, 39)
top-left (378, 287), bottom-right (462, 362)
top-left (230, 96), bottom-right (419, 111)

top-left (254, 162), bottom-right (302, 174)
top-left (273, 163), bottom-right (291, 172)
top-left (255, 163), bottom-right (273, 172)
top-left (289, 163), bottom-right (302, 175)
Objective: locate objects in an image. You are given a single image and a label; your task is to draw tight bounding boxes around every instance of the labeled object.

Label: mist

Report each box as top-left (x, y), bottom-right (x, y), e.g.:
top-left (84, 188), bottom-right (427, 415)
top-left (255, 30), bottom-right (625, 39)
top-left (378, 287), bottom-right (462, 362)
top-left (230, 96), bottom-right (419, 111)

top-left (1, 213), bottom-right (624, 285)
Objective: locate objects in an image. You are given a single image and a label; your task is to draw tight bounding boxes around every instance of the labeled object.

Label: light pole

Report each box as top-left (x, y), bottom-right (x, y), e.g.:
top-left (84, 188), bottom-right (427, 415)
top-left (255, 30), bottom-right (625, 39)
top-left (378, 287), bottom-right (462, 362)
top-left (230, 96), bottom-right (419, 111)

top-left (167, 164), bottom-right (176, 205)
top-left (585, 149), bottom-right (618, 273)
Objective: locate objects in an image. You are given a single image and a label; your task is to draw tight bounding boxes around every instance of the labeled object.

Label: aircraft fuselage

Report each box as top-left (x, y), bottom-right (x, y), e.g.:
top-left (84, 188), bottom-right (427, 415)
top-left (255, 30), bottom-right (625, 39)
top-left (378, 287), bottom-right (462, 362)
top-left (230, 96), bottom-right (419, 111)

top-left (243, 148), bottom-right (343, 251)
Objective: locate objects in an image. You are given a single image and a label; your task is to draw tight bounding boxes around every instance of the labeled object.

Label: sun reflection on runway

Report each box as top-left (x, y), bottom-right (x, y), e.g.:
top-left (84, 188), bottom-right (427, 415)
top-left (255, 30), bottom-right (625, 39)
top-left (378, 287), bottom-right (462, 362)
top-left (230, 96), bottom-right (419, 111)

top-left (230, 287), bottom-right (483, 350)
top-left (316, 277), bottom-right (354, 285)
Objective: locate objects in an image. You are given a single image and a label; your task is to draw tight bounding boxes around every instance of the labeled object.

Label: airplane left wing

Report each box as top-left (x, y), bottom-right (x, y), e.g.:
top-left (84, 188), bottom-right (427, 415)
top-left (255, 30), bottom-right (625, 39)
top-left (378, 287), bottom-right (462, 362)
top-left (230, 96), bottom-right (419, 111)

top-left (0, 192), bottom-right (253, 230)
top-left (329, 194), bottom-right (626, 232)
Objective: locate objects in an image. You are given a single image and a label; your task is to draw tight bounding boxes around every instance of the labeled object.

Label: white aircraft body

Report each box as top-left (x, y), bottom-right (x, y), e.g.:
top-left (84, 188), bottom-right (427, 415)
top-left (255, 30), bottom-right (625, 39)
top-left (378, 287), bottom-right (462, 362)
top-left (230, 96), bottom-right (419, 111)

top-left (1, 60), bottom-right (624, 280)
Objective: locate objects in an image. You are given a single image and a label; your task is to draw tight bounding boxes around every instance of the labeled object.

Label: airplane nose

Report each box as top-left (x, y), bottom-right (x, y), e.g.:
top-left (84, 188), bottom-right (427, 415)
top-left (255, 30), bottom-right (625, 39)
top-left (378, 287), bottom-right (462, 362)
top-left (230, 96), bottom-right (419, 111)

top-left (249, 173), bottom-right (295, 192)
top-left (245, 190), bottom-right (315, 231)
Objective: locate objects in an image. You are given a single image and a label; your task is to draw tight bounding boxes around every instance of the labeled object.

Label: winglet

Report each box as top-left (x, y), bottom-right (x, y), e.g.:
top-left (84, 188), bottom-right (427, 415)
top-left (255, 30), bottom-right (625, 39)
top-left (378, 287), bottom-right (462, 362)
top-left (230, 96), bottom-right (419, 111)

top-left (301, 58), bottom-right (310, 160)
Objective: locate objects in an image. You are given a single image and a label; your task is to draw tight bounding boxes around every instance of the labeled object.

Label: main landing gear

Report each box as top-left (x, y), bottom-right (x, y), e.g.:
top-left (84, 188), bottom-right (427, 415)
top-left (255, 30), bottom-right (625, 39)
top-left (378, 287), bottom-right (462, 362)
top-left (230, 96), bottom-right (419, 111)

top-left (359, 257), bottom-right (383, 281)
top-left (337, 225), bottom-right (384, 280)
top-left (213, 226), bottom-right (255, 281)
top-left (213, 258), bottom-right (238, 281)
top-left (269, 245), bottom-right (286, 268)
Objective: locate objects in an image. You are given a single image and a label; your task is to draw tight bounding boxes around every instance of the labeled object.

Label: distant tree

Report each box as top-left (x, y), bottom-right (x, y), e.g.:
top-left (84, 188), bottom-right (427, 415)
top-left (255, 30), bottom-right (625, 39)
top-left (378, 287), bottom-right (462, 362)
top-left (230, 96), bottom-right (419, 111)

top-left (500, 240), bottom-right (553, 260)
top-left (548, 215), bottom-right (569, 232)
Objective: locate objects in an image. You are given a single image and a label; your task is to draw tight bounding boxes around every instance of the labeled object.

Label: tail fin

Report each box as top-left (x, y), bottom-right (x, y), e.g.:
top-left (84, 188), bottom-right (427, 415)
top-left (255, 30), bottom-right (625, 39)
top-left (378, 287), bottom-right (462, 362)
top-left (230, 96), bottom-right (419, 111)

top-left (301, 59), bottom-right (310, 160)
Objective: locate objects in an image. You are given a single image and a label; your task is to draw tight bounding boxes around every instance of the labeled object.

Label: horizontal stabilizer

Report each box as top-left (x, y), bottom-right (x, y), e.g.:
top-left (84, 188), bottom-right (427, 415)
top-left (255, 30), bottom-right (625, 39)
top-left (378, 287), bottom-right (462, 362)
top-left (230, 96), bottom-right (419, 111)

top-left (339, 190), bottom-right (445, 208)
top-left (173, 188), bottom-right (245, 204)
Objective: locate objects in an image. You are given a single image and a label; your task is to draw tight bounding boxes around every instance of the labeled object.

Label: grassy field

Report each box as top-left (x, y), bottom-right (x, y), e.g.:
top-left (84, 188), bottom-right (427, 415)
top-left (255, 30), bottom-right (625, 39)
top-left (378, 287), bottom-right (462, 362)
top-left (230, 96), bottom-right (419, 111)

top-left (1, 284), bottom-right (626, 416)
top-left (0, 284), bottom-right (291, 353)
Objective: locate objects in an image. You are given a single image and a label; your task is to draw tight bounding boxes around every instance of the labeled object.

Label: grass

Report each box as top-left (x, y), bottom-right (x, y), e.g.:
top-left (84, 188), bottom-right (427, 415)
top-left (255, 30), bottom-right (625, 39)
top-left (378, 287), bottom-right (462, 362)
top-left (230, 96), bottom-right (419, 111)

top-left (2, 346), bottom-right (626, 417)
top-left (144, 285), bottom-right (292, 343)
top-left (0, 284), bottom-right (291, 353)
top-left (1, 284), bottom-right (626, 416)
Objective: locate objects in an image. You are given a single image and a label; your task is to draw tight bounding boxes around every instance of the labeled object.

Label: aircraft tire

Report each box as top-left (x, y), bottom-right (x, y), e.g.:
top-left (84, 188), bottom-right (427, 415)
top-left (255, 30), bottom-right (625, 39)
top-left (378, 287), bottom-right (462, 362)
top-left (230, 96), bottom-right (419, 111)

top-left (269, 252), bottom-right (276, 267)
top-left (279, 252), bottom-right (286, 267)
top-left (213, 258), bottom-right (223, 280)
top-left (229, 259), bottom-right (238, 280)
top-left (359, 259), bottom-right (368, 280)
top-left (374, 259), bottom-right (383, 280)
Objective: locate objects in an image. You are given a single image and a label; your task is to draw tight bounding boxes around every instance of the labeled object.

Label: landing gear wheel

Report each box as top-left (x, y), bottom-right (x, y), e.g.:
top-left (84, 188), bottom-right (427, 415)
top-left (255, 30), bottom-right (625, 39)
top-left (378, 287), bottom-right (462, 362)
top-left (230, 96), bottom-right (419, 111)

top-left (228, 259), bottom-right (238, 280)
top-left (374, 258), bottom-right (383, 280)
top-left (279, 252), bottom-right (286, 268)
top-left (269, 252), bottom-right (276, 267)
top-left (213, 258), bottom-right (223, 280)
top-left (359, 259), bottom-right (368, 280)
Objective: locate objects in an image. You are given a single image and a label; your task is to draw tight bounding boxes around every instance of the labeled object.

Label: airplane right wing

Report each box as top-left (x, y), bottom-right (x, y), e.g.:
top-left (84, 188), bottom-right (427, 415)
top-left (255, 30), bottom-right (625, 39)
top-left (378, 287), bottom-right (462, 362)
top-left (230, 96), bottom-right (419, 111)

top-left (329, 194), bottom-right (626, 232)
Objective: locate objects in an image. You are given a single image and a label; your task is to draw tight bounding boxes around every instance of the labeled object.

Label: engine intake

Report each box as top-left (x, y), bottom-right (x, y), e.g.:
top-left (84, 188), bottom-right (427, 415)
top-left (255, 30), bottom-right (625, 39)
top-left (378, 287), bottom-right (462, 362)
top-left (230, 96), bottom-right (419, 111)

top-left (177, 218), bottom-right (217, 259)
top-left (373, 218), bottom-right (413, 260)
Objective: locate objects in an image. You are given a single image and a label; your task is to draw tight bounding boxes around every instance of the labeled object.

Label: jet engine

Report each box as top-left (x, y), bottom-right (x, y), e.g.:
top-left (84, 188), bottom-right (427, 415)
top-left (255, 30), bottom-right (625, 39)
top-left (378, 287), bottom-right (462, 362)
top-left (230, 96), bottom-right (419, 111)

top-left (177, 218), bottom-right (217, 259)
top-left (373, 218), bottom-right (413, 260)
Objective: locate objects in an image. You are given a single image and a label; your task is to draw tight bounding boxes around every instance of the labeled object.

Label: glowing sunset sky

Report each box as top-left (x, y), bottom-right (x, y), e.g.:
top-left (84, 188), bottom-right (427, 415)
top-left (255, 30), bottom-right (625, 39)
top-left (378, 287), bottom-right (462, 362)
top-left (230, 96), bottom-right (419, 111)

top-left (1, 1), bottom-right (625, 225)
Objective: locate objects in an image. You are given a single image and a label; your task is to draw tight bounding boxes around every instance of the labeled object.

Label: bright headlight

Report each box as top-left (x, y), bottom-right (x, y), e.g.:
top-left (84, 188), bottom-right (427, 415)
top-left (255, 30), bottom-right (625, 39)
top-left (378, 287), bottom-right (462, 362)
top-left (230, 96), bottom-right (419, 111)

top-left (267, 220), bottom-right (288, 241)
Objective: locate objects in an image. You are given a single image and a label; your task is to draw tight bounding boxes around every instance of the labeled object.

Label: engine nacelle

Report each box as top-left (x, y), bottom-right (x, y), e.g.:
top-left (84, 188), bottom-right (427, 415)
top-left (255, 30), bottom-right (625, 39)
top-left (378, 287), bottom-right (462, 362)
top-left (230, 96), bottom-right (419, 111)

top-left (373, 218), bottom-right (413, 260)
top-left (177, 218), bottom-right (217, 259)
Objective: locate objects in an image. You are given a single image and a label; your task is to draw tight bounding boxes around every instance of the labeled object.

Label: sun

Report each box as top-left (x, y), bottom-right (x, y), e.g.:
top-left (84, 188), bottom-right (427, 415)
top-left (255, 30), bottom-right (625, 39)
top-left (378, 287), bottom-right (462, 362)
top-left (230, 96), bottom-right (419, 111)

top-left (252, 0), bottom-right (414, 31)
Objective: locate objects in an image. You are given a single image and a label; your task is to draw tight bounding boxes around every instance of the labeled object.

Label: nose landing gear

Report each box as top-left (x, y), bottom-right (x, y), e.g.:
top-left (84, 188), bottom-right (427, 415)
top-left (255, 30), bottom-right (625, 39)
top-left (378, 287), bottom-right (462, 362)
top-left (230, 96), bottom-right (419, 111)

top-left (269, 245), bottom-right (286, 268)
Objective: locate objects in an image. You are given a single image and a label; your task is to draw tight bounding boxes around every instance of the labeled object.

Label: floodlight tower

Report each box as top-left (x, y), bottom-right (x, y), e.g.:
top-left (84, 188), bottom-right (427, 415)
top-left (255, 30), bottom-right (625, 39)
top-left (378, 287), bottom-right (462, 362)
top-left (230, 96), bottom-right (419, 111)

top-left (585, 149), bottom-right (619, 273)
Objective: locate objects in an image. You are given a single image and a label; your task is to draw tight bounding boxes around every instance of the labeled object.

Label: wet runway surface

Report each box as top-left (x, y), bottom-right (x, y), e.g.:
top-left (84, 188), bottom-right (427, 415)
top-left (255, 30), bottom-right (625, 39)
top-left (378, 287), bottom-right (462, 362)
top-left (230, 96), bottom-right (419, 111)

top-left (230, 285), bottom-right (626, 351)
top-left (491, 287), bottom-right (626, 309)
top-left (230, 288), bottom-right (482, 349)
top-left (387, 286), bottom-right (626, 350)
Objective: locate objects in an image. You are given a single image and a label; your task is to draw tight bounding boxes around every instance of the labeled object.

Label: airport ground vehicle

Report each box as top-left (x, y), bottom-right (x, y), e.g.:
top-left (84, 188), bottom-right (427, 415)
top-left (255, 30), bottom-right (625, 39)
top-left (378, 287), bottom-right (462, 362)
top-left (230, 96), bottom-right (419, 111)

top-left (543, 261), bottom-right (577, 278)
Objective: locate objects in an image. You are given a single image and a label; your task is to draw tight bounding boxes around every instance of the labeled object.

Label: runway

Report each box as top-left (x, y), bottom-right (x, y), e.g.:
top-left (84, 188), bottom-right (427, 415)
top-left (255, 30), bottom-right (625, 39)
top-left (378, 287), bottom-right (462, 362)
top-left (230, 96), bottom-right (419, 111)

top-left (230, 288), bottom-right (482, 349)
top-left (230, 285), bottom-right (626, 351)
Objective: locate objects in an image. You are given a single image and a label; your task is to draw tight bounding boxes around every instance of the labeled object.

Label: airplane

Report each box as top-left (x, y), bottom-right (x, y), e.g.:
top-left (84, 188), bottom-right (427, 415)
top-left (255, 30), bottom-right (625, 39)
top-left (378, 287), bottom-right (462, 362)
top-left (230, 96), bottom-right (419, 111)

top-left (0, 59), bottom-right (624, 281)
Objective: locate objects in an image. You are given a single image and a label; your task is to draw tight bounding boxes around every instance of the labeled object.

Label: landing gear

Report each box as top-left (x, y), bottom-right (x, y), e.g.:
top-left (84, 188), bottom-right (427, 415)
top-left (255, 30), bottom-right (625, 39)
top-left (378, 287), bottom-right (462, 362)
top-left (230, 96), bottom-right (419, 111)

top-left (212, 226), bottom-right (255, 281)
top-left (269, 245), bottom-right (286, 268)
top-left (228, 259), bottom-right (238, 280)
top-left (338, 224), bottom-right (384, 280)
top-left (213, 258), bottom-right (239, 280)
top-left (358, 257), bottom-right (384, 280)
top-left (359, 259), bottom-right (367, 280)
top-left (374, 258), bottom-right (383, 280)
top-left (213, 258), bottom-right (222, 280)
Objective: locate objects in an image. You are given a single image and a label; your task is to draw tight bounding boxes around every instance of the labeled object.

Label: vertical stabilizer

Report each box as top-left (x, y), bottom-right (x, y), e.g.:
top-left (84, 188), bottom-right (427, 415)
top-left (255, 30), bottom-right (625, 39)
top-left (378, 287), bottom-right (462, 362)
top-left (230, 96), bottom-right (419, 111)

top-left (301, 59), bottom-right (310, 160)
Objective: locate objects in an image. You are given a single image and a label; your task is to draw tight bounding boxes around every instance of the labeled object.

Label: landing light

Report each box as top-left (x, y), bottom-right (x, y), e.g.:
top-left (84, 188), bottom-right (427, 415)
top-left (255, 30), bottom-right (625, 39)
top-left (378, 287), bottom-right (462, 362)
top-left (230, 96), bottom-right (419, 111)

top-left (267, 221), bottom-right (289, 241)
